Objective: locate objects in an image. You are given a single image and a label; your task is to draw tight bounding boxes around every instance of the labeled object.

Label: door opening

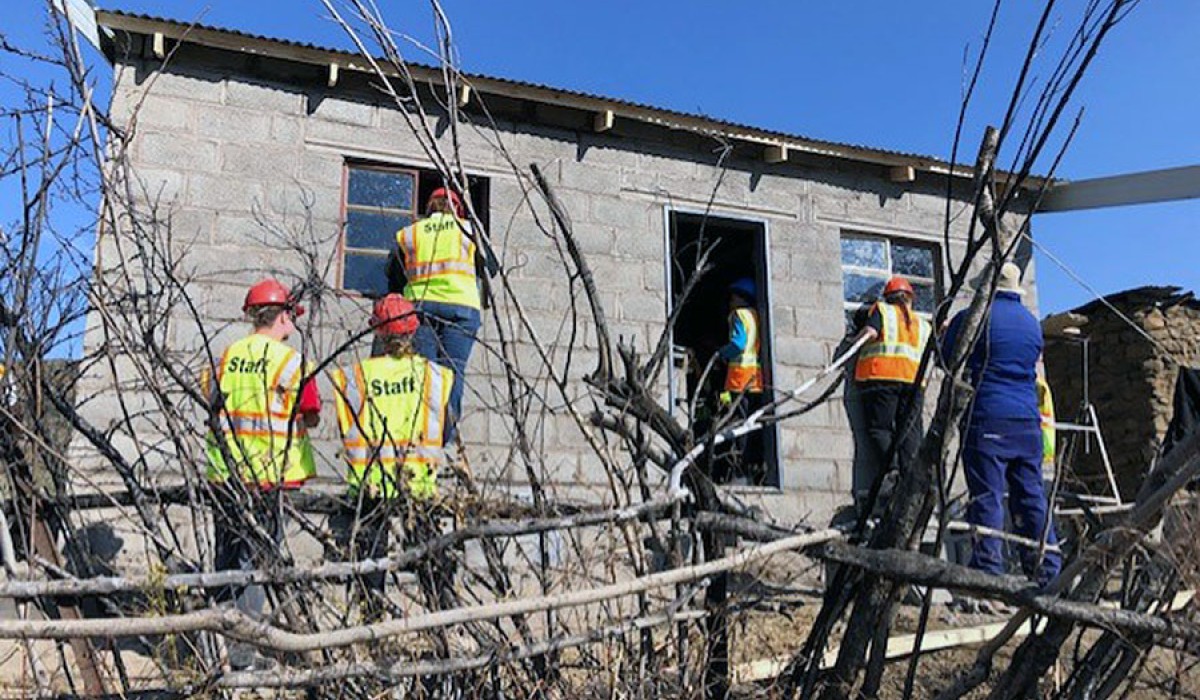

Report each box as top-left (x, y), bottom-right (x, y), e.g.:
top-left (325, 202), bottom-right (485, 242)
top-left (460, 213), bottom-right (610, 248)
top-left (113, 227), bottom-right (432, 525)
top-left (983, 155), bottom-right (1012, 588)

top-left (666, 210), bottom-right (779, 487)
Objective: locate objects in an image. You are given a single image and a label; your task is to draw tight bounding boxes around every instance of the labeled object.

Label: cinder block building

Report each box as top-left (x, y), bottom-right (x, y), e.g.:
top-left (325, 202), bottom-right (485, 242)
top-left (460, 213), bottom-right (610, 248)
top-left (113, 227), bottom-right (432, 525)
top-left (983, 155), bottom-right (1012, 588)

top-left (76, 10), bottom-right (1039, 525)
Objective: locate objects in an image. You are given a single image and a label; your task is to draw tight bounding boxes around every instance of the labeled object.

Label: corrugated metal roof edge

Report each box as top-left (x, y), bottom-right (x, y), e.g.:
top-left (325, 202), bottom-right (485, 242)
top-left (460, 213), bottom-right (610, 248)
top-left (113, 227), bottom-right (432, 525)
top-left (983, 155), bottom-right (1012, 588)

top-left (94, 9), bottom-right (1047, 186)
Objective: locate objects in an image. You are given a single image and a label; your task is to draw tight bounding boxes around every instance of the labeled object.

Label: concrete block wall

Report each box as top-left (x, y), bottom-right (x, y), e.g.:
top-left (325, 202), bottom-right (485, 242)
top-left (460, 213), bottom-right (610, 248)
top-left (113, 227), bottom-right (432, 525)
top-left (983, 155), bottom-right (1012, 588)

top-left (77, 48), bottom-right (996, 525)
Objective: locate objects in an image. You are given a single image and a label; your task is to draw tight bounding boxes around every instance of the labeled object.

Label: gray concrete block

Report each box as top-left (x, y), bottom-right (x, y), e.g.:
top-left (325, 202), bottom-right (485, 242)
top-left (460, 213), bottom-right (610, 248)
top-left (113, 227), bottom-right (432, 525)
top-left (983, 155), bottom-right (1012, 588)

top-left (310, 95), bottom-right (376, 127)
top-left (613, 226), bottom-right (664, 260)
top-left (786, 428), bottom-right (854, 461)
top-left (780, 458), bottom-right (841, 493)
top-left (167, 207), bottom-right (215, 247)
top-left (225, 78), bottom-right (303, 115)
top-left (143, 69), bottom-right (224, 104)
top-left (221, 143), bottom-right (300, 181)
top-left (772, 336), bottom-right (828, 370)
top-left (590, 196), bottom-right (651, 231)
top-left (137, 131), bottom-right (218, 171)
top-left (617, 293), bottom-right (667, 324)
top-left (211, 214), bottom-right (271, 247)
top-left (186, 173), bottom-right (266, 213)
top-left (559, 162), bottom-right (621, 193)
top-left (131, 95), bottom-right (194, 133)
top-left (195, 105), bottom-right (271, 142)
top-left (792, 307), bottom-right (846, 342)
top-left (271, 114), bottom-right (303, 144)
top-left (131, 167), bottom-right (185, 205)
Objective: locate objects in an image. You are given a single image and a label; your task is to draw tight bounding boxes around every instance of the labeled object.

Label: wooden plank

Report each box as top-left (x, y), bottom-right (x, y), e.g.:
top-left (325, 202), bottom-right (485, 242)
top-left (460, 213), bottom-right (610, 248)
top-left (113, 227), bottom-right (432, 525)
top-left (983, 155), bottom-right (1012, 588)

top-left (594, 109), bottom-right (614, 133)
top-left (734, 618), bottom-right (1043, 684)
top-left (1037, 165), bottom-right (1200, 212)
top-left (457, 84), bottom-right (471, 107)
top-left (889, 165), bottom-right (916, 183)
top-left (734, 590), bottom-right (1196, 685)
top-left (764, 145), bottom-right (788, 164)
top-left (151, 31), bottom-right (165, 59)
top-left (327, 62), bottom-right (339, 88)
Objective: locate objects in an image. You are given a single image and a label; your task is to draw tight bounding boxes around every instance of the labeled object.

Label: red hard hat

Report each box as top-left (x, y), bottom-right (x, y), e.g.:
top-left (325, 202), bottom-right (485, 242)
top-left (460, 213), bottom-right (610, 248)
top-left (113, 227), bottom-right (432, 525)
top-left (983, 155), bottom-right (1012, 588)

top-left (372, 294), bottom-right (419, 336)
top-left (428, 187), bottom-right (465, 217)
top-left (883, 276), bottom-right (915, 298)
top-left (243, 278), bottom-right (304, 317)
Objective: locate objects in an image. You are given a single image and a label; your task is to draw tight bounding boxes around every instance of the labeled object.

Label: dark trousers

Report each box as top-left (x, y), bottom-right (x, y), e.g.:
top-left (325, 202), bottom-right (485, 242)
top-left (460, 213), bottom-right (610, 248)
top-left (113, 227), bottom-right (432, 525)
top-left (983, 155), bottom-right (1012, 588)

top-left (211, 485), bottom-right (287, 668)
top-left (857, 382), bottom-right (923, 495)
top-left (712, 391), bottom-right (768, 484)
top-left (330, 496), bottom-right (454, 618)
top-left (963, 417), bottom-right (1062, 585)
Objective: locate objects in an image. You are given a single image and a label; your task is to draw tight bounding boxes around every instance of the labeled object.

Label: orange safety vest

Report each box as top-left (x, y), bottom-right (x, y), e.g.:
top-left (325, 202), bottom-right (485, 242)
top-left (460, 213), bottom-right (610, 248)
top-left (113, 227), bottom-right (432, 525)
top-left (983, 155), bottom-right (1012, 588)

top-left (332, 354), bottom-right (453, 500)
top-left (854, 301), bottom-right (930, 384)
top-left (203, 334), bottom-right (316, 488)
top-left (725, 308), bottom-right (764, 393)
top-left (396, 212), bottom-right (481, 309)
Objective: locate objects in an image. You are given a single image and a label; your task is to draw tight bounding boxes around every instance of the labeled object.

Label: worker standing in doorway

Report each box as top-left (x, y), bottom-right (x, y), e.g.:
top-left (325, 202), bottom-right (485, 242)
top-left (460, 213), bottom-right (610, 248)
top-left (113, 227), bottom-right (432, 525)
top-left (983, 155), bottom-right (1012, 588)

top-left (851, 276), bottom-right (930, 508)
top-left (393, 187), bottom-right (481, 445)
top-left (331, 294), bottom-right (455, 618)
top-left (717, 277), bottom-right (766, 483)
top-left (941, 262), bottom-right (1061, 586)
top-left (203, 278), bottom-right (319, 670)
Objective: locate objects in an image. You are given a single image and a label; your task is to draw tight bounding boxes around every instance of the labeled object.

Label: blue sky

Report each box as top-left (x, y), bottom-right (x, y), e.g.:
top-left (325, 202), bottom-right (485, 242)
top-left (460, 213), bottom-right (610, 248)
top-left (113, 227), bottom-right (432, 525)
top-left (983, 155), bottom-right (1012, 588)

top-left (4, 0), bottom-right (1198, 317)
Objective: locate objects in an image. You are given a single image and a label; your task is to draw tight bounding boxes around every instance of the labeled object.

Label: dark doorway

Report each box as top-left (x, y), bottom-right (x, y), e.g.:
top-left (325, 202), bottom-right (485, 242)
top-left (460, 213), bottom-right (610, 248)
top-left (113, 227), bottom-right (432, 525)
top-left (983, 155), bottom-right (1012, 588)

top-left (667, 211), bottom-right (778, 487)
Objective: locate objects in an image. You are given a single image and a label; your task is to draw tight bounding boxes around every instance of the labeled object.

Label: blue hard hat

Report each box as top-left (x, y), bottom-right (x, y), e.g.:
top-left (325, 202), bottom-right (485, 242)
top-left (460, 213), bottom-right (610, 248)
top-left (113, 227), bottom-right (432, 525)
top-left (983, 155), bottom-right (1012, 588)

top-left (730, 277), bottom-right (757, 300)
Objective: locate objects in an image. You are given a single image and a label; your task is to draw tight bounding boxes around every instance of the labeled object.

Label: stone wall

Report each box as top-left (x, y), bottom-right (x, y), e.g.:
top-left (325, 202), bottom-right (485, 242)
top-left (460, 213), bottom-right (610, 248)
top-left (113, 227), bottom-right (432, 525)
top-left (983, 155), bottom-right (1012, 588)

top-left (1044, 287), bottom-right (1200, 499)
top-left (75, 40), bottom-right (1009, 526)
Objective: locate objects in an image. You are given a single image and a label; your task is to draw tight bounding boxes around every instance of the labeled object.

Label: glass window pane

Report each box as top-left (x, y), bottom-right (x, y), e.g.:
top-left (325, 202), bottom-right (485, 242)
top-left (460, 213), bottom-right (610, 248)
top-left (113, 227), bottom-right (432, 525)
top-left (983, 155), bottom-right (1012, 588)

top-left (841, 236), bottom-right (887, 270)
top-left (893, 243), bottom-right (936, 278)
top-left (346, 210), bottom-right (411, 252)
top-left (912, 281), bottom-right (937, 314)
top-left (343, 252), bottom-right (390, 297)
top-left (347, 168), bottom-right (414, 209)
top-left (842, 272), bottom-right (888, 305)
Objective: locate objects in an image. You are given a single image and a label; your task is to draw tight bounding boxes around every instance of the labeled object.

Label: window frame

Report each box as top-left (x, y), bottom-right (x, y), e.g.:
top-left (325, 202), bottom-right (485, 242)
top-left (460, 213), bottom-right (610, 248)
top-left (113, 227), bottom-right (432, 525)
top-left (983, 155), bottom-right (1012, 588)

top-left (839, 231), bottom-right (943, 321)
top-left (338, 162), bottom-right (421, 296)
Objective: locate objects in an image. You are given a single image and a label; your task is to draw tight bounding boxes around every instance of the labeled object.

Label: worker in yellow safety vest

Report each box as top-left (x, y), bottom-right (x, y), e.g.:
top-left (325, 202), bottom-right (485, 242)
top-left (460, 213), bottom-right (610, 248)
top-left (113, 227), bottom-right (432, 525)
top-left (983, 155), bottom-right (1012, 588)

top-left (202, 277), bottom-right (319, 670)
top-left (716, 277), bottom-right (767, 483)
top-left (331, 293), bottom-right (454, 614)
top-left (851, 275), bottom-right (931, 505)
top-left (1037, 376), bottom-right (1056, 466)
top-left (393, 187), bottom-right (481, 446)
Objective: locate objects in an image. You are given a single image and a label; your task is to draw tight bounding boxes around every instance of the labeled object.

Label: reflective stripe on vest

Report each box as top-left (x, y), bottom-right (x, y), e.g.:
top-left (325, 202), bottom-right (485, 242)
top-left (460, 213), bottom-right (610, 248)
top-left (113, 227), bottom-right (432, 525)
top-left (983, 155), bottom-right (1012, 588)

top-left (1037, 377), bottom-right (1056, 465)
top-left (725, 307), bottom-right (764, 393)
top-left (205, 334), bottom-right (316, 487)
top-left (396, 212), bottom-right (481, 309)
top-left (854, 302), bottom-right (930, 383)
top-left (332, 354), bottom-right (452, 499)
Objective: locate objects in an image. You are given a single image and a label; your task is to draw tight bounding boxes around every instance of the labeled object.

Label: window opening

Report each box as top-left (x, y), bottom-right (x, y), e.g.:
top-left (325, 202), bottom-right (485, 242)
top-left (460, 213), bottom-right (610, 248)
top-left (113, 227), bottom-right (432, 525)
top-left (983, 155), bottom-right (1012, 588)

top-left (840, 232), bottom-right (941, 330)
top-left (340, 163), bottom-right (491, 296)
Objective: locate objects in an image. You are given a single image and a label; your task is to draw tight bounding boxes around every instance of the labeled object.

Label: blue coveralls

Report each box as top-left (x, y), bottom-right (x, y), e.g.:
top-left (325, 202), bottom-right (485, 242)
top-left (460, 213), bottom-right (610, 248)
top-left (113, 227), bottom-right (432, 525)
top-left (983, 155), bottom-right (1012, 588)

top-left (942, 291), bottom-right (1061, 585)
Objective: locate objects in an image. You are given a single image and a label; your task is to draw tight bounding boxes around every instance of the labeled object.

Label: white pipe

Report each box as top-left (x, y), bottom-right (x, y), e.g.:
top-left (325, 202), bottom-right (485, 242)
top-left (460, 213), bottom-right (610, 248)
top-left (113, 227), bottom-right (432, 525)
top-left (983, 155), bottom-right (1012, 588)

top-left (667, 334), bottom-right (871, 498)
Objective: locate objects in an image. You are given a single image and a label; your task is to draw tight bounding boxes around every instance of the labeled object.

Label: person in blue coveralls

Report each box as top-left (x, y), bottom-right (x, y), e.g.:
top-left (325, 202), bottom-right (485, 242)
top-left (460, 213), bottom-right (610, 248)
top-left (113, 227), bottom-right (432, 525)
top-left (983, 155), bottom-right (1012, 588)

top-left (941, 261), bottom-right (1061, 587)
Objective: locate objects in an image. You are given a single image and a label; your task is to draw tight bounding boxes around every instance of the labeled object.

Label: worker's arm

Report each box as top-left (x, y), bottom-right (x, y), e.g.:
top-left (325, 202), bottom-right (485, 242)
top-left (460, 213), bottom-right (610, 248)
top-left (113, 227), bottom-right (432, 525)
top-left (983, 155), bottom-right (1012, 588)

top-left (386, 246), bottom-right (407, 295)
top-left (297, 375), bottom-right (321, 428)
top-left (851, 304), bottom-right (883, 345)
top-left (718, 314), bottom-right (748, 361)
top-left (939, 313), bottom-right (963, 366)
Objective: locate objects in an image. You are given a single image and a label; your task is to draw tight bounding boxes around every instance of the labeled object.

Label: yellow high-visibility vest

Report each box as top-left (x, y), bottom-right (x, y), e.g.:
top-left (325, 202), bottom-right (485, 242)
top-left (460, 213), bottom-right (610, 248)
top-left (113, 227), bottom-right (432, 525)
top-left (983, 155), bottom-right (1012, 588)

top-left (396, 212), bottom-right (481, 310)
top-left (1037, 377), bottom-right (1056, 465)
top-left (725, 308), bottom-right (764, 393)
top-left (855, 302), bottom-right (930, 384)
top-left (332, 354), bottom-right (453, 500)
top-left (203, 334), bottom-right (316, 487)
